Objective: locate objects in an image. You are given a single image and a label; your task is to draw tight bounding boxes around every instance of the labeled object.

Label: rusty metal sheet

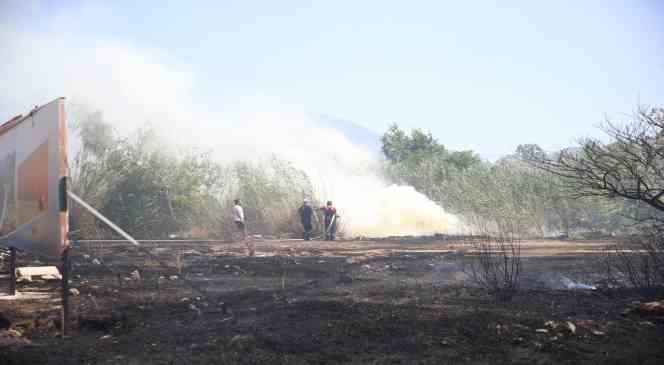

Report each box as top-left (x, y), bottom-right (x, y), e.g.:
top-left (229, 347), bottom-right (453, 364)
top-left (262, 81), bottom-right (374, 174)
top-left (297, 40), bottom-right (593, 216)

top-left (0, 98), bottom-right (69, 257)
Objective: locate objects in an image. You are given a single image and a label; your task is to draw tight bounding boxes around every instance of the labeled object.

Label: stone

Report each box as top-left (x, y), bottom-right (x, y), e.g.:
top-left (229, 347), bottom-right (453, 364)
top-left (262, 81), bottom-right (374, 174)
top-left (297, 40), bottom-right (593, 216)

top-left (229, 334), bottom-right (255, 350)
top-left (16, 266), bottom-right (62, 282)
top-left (639, 300), bottom-right (664, 315)
top-left (130, 270), bottom-right (141, 280)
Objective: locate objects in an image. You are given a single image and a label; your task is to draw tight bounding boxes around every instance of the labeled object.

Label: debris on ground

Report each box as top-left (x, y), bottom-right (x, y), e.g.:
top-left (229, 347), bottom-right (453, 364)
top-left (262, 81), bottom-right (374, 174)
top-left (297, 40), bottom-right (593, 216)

top-left (189, 303), bottom-right (201, 314)
top-left (544, 320), bottom-right (576, 335)
top-left (16, 266), bottom-right (62, 282)
top-left (181, 250), bottom-right (201, 255)
top-left (130, 270), bottom-right (141, 281)
top-left (560, 276), bottom-right (596, 290)
top-left (638, 300), bottom-right (664, 315)
top-left (229, 334), bottom-right (255, 351)
top-left (0, 329), bottom-right (30, 346)
top-left (2, 238), bottom-right (663, 364)
top-left (575, 319), bottom-right (609, 336)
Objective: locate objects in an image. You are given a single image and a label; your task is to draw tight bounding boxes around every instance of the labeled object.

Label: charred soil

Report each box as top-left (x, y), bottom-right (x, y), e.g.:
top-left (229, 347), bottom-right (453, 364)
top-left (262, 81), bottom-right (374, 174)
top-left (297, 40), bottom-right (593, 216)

top-left (0, 239), bottom-right (663, 364)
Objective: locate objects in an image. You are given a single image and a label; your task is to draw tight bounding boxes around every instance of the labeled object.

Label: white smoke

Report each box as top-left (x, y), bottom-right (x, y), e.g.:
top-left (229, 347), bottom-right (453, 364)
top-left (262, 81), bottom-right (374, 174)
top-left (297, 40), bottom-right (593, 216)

top-left (233, 111), bottom-right (461, 236)
top-left (0, 26), bottom-right (461, 237)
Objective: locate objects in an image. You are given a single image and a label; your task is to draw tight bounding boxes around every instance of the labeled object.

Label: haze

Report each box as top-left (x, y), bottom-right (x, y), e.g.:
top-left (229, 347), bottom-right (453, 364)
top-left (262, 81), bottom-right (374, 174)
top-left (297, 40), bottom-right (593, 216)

top-left (1, 1), bottom-right (663, 160)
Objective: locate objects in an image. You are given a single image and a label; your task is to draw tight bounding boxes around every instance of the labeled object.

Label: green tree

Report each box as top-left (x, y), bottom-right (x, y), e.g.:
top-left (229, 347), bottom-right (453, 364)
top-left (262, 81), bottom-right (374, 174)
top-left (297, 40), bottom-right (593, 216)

top-left (381, 124), bottom-right (480, 204)
top-left (99, 129), bottom-right (222, 238)
top-left (381, 124), bottom-right (444, 163)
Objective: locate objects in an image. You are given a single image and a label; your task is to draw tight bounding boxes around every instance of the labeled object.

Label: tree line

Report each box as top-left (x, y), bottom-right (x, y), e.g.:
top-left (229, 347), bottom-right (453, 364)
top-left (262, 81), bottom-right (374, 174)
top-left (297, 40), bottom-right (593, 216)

top-left (69, 106), bottom-right (664, 241)
top-left (380, 109), bottom-right (664, 238)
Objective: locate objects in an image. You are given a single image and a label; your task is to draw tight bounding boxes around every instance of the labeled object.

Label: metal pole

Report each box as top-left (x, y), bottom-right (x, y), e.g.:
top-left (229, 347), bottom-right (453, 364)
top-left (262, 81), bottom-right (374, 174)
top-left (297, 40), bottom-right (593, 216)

top-left (8, 247), bottom-right (16, 296)
top-left (61, 247), bottom-right (70, 337)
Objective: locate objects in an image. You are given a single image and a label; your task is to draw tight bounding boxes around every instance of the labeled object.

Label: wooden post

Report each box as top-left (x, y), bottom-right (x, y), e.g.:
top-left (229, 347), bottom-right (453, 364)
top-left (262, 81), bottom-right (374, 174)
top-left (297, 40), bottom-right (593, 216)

top-left (60, 247), bottom-right (70, 337)
top-left (8, 247), bottom-right (16, 296)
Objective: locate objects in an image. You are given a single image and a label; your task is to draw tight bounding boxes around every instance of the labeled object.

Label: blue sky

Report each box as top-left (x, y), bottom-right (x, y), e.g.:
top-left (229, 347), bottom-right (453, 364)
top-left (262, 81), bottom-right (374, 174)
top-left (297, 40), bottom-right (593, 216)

top-left (1, 0), bottom-right (663, 159)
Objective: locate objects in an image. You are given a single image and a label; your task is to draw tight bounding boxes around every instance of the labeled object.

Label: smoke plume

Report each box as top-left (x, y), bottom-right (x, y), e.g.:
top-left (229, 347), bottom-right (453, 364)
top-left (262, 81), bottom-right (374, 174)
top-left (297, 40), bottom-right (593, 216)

top-left (0, 26), bottom-right (461, 237)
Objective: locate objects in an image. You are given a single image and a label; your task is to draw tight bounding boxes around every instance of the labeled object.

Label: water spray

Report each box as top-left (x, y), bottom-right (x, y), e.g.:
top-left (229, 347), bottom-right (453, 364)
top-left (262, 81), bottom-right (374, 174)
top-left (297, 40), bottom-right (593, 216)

top-left (68, 191), bottom-right (215, 303)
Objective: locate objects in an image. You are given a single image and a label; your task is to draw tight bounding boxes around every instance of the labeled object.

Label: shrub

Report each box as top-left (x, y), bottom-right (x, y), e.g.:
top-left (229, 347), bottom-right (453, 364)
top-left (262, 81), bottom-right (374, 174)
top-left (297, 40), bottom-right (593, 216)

top-left (466, 235), bottom-right (521, 300)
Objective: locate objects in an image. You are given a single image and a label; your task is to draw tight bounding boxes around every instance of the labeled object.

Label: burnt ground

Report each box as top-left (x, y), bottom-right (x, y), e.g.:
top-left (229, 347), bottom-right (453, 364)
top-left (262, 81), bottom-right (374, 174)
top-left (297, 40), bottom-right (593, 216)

top-left (0, 238), bottom-right (663, 364)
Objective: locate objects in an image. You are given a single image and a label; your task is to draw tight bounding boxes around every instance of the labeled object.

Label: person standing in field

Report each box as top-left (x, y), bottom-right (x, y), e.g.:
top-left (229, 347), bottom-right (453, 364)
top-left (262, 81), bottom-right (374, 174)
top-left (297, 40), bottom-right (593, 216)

top-left (232, 199), bottom-right (254, 255)
top-left (232, 199), bottom-right (245, 239)
top-left (320, 201), bottom-right (338, 241)
top-left (298, 199), bottom-right (314, 241)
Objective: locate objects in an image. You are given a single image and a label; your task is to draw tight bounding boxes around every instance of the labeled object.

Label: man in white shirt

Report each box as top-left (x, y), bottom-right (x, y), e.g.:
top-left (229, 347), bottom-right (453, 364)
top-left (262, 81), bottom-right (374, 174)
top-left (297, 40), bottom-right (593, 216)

top-left (232, 199), bottom-right (253, 255)
top-left (232, 199), bottom-right (245, 239)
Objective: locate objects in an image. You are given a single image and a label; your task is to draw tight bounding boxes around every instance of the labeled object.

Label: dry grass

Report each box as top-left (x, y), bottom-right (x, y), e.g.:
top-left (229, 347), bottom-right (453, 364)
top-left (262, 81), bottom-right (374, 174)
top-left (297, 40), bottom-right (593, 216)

top-left (465, 235), bottom-right (521, 300)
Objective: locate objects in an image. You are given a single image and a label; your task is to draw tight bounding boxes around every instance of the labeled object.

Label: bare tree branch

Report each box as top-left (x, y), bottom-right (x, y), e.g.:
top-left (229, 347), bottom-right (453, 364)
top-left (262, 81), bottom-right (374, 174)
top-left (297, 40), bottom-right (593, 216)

top-left (521, 107), bottom-right (664, 213)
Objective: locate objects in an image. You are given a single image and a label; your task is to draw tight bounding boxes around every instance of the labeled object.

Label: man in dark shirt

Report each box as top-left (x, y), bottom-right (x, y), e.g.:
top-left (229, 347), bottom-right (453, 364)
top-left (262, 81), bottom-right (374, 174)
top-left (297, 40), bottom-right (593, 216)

top-left (298, 199), bottom-right (314, 241)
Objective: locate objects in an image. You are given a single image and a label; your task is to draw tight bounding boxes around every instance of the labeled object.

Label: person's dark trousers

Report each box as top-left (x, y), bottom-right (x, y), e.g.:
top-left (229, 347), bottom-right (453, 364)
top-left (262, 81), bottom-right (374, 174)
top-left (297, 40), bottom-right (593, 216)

top-left (302, 221), bottom-right (312, 241)
top-left (328, 221), bottom-right (336, 240)
top-left (324, 217), bottom-right (336, 240)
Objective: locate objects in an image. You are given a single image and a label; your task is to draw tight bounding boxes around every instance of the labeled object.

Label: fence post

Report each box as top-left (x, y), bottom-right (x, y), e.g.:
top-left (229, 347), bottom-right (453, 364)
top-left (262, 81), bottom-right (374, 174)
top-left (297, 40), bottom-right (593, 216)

top-left (8, 247), bottom-right (16, 296)
top-left (61, 247), bottom-right (70, 337)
